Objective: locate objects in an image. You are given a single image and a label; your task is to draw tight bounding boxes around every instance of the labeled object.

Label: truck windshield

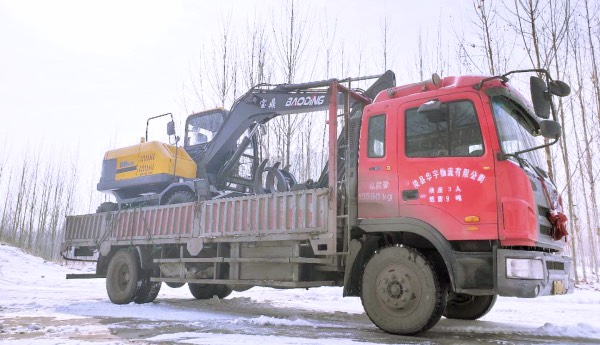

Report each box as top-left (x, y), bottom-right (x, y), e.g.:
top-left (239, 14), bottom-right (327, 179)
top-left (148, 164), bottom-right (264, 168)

top-left (490, 96), bottom-right (543, 167)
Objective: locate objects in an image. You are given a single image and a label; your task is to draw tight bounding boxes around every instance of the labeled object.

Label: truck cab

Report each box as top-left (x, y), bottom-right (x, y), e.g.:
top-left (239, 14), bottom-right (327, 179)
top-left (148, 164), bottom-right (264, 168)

top-left (356, 74), bottom-right (573, 302)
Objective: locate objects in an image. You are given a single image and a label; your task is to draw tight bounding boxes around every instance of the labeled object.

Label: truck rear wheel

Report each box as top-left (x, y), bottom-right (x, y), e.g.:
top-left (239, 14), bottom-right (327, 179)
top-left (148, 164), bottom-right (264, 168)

top-left (134, 271), bottom-right (162, 304)
top-left (443, 294), bottom-right (497, 320)
top-left (188, 284), bottom-right (233, 299)
top-left (361, 246), bottom-right (446, 335)
top-left (106, 249), bottom-right (140, 304)
top-left (166, 282), bottom-right (185, 288)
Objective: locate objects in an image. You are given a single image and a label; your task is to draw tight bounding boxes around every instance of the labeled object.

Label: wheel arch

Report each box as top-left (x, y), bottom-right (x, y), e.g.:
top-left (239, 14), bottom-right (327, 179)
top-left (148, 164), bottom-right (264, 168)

top-left (159, 183), bottom-right (196, 205)
top-left (98, 245), bottom-right (156, 275)
top-left (344, 217), bottom-right (457, 297)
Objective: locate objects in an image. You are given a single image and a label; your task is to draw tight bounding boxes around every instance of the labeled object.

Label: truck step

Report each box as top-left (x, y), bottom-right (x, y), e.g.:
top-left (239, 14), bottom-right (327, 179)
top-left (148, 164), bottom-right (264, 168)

top-left (154, 257), bottom-right (333, 264)
top-left (151, 277), bottom-right (338, 288)
top-left (66, 273), bottom-right (106, 279)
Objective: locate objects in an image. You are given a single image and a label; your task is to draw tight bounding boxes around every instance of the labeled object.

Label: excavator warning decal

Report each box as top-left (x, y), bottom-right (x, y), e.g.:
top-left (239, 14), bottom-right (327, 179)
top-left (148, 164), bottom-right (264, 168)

top-left (116, 160), bottom-right (136, 174)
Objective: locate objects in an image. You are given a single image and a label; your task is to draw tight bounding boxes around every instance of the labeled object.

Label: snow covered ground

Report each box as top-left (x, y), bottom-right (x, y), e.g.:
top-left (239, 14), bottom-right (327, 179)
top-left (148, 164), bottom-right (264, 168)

top-left (1, 243), bottom-right (599, 345)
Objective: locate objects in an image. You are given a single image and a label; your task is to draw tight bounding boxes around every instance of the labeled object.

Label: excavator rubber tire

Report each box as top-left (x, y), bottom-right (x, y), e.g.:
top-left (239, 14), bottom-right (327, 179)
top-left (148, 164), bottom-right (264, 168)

top-left (165, 190), bottom-right (195, 205)
top-left (96, 202), bottom-right (118, 213)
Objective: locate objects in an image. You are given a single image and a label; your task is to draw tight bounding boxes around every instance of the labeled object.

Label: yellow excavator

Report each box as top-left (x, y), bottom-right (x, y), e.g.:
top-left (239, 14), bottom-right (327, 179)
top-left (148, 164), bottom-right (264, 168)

top-left (96, 73), bottom-right (396, 211)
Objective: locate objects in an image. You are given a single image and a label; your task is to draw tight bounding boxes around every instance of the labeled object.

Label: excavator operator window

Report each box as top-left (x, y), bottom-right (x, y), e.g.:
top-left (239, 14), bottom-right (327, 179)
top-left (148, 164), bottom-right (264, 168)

top-left (405, 100), bottom-right (483, 158)
top-left (185, 112), bottom-right (225, 147)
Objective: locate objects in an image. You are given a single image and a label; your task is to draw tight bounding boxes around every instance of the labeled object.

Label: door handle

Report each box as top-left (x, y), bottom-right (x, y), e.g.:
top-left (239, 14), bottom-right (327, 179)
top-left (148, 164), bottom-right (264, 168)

top-left (402, 189), bottom-right (419, 201)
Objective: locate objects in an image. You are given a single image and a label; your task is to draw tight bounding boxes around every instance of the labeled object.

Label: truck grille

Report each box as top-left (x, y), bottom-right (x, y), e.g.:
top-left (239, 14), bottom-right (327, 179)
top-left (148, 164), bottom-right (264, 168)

top-left (539, 225), bottom-right (552, 236)
top-left (546, 261), bottom-right (565, 271)
top-left (538, 206), bottom-right (550, 218)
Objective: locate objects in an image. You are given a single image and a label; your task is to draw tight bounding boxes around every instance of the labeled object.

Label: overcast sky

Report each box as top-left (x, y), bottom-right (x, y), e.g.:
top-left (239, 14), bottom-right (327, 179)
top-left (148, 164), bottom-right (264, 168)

top-left (0, 0), bottom-right (469, 210)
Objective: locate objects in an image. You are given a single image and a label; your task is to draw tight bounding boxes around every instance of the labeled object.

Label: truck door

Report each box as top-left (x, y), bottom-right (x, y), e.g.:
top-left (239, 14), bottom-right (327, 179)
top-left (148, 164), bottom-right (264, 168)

top-left (397, 93), bottom-right (498, 240)
top-left (357, 106), bottom-right (399, 218)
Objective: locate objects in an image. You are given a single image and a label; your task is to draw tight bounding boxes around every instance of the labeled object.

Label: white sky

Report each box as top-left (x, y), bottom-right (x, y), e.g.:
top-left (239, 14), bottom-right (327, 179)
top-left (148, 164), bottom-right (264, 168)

top-left (0, 0), bottom-right (471, 211)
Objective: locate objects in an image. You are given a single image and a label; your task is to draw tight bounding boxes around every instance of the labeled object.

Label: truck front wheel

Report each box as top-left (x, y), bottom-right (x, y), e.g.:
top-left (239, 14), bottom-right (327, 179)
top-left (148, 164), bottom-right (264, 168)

top-left (443, 294), bottom-right (497, 320)
top-left (361, 246), bottom-right (446, 335)
top-left (106, 249), bottom-right (140, 304)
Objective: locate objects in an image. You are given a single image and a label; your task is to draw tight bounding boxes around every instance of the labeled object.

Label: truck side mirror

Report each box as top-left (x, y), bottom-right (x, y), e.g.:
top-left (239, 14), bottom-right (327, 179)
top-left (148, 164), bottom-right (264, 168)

top-left (548, 80), bottom-right (571, 97)
top-left (539, 120), bottom-right (561, 139)
top-left (530, 76), bottom-right (550, 119)
top-left (167, 121), bottom-right (176, 136)
top-left (418, 100), bottom-right (448, 123)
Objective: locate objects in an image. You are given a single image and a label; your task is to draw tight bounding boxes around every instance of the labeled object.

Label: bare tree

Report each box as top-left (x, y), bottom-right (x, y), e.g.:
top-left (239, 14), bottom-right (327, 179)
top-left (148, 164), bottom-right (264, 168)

top-left (569, 24), bottom-right (600, 281)
top-left (271, 0), bottom-right (313, 169)
top-left (13, 154), bottom-right (29, 247)
top-left (508, 0), bottom-right (556, 179)
top-left (242, 13), bottom-right (270, 90)
top-left (207, 12), bottom-right (238, 108)
top-left (380, 1), bottom-right (391, 71)
top-left (239, 11), bottom-right (272, 170)
top-left (417, 29), bottom-right (426, 79)
top-left (463, 0), bottom-right (515, 75)
top-left (584, 0), bottom-right (600, 129)
top-left (547, 0), bottom-right (580, 281)
top-left (25, 148), bottom-right (42, 250)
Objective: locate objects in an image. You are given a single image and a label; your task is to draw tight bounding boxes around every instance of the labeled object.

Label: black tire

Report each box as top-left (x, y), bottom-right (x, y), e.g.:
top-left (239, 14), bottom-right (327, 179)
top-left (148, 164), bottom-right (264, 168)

top-left (188, 284), bottom-right (232, 299)
top-left (166, 282), bottom-right (186, 288)
top-left (215, 284), bottom-right (233, 298)
top-left (361, 246), bottom-right (446, 335)
top-left (96, 202), bottom-right (118, 213)
top-left (443, 294), bottom-right (497, 320)
top-left (164, 190), bottom-right (195, 205)
top-left (231, 284), bottom-right (252, 292)
top-left (134, 271), bottom-right (162, 304)
top-left (106, 249), bottom-right (140, 304)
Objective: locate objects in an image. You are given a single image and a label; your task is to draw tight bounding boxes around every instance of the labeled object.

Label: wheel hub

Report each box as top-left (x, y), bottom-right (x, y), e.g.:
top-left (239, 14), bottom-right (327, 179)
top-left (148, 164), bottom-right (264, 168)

top-left (377, 270), bottom-right (413, 310)
top-left (387, 281), bottom-right (404, 298)
top-left (118, 264), bottom-right (131, 289)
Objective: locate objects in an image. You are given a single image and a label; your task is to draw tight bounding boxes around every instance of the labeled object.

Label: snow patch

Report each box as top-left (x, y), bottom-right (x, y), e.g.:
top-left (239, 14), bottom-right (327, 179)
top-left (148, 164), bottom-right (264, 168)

top-left (146, 332), bottom-right (381, 345)
top-left (536, 322), bottom-right (600, 339)
top-left (242, 315), bottom-right (315, 327)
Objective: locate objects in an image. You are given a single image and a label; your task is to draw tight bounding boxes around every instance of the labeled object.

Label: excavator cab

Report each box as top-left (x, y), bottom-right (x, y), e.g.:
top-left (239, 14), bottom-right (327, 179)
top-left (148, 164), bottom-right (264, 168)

top-left (184, 109), bottom-right (226, 147)
top-left (183, 109), bottom-right (230, 181)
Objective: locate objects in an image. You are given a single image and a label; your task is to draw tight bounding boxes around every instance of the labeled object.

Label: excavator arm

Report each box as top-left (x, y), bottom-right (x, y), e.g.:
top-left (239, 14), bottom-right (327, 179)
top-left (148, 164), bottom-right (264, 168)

top-left (194, 72), bottom-right (396, 196)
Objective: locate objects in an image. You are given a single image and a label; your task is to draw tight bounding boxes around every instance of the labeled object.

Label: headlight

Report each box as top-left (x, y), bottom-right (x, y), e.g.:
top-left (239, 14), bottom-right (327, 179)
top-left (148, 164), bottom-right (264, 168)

top-left (506, 258), bottom-right (544, 280)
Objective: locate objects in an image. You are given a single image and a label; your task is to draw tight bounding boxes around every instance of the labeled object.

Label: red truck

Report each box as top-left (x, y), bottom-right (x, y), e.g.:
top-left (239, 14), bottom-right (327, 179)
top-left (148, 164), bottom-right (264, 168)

top-left (63, 69), bottom-right (574, 335)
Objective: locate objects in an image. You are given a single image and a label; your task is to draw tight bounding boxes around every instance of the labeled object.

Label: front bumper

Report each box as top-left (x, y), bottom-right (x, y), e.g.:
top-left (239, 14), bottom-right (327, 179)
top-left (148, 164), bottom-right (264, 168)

top-left (496, 248), bottom-right (574, 297)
